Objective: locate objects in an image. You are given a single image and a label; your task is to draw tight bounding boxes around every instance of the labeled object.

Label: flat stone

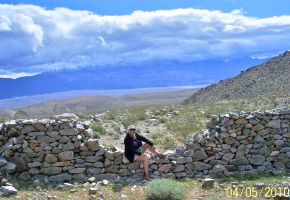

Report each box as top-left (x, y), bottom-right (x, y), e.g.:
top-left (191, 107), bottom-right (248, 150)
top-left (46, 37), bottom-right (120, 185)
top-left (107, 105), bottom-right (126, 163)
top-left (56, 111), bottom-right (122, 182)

top-left (52, 161), bottom-right (71, 167)
top-left (59, 128), bottom-right (78, 136)
top-left (95, 174), bottom-right (117, 181)
top-left (127, 162), bottom-right (140, 170)
top-left (280, 147), bottom-right (290, 153)
top-left (252, 124), bottom-right (264, 132)
top-left (235, 119), bottom-right (248, 125)
top-left (47, 131), bottom-right (59, 138)
top-left (21, 125), bottom-right (35, 134)
top-left (265, 119), bottom-right (280, 129)
top-left (118, 168), bottom-right (129, 176)
top-left (45, 154), bottom-right (58, 163)
top-left (253, 182), bottom-right (265, 188)
top-left (193, 162), bottom-right (212, 171)
top-left (85, 156), bottom-right (103, 163)
top-left (40, 167), bottom-right (62, 175)
top-left (183, 150), bottom-right (194, 157)
top-left (89, 187), bottom-right (98, 195)
top-left (211, 164), bottom-right (226, 177)
top-left (229, 157), bottom-right (249, 166)
top-left (0, 158), bottom-right (8, 167)
top-left (177, 157), bottom-right (192, 164)
top-left (49, 173), bottom-right (72, 182)
top-left (223, 137), bottom-right (237, 145)
top-left (28, 131), bottom-right (45, 137)
top-left (161, 173), bottom-right (175, 179)
top-left (201, 178), bottom-right (215, 188)
top-left (222, 153), bottom-right (235, 162)
top-left (86, 168), bottom-right (102, 175)
top-left (95, 149), bottom-right (107, 157)
top-left (58, 151), bottom-right (74, 161)
top-left (62, 142), bottom-right (75, 151)
top-left (37, 135), bottom-right (56, 143)
top-left (173, 165), bottom-right (185, 172)
top-left (105, 151), bottom-right (114, 160)
top-left (156, 159), bottom-right (170, 164)
top-left (54, 113), bottom-right (79, 120)
top-left (69, 168), bottom-right (86, 174)
top-left (27, 162), bottom-right (42, 168)
top-left (270, 151), bottom-right (280, 157)
top-left (283, 133), bottom-right (290, 138)
top-left (86, 139), bottom-right (100, 151)
top-left (2, 162), bottom-right (16, 174)
top-left (273, 162), bottom-right (286, 171)
top-left (158, 164), bottom-right (173, 173)
top-left (61, 183), bottom-right (74, 190)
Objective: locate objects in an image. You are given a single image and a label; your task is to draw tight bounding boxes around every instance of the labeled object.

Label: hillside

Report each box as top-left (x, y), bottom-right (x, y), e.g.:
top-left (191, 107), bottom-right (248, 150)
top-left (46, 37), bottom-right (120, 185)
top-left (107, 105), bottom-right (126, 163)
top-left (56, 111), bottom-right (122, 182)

top-left (183, 51), bottom-right (290, 104)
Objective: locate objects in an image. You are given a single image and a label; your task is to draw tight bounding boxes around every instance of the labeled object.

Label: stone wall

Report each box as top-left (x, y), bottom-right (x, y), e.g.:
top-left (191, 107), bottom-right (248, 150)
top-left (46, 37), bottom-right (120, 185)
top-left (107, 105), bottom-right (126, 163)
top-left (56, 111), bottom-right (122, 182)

top-left (0, 108), bottom-right (289, 184)
top-left (186, 108), bottom-right (290, 177)
top-left (0, 113), bottom-right (194, 183)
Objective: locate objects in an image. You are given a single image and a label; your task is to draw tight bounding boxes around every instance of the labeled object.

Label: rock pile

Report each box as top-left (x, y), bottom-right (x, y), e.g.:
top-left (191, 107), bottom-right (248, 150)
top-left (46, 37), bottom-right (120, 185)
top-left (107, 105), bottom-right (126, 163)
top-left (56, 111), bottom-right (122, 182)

top-left (0, 113), bottom-right (194, 184)
top-left (186, 108), bottom-right (290, 177)
top-left (0, 108), bottom-right (289, 188)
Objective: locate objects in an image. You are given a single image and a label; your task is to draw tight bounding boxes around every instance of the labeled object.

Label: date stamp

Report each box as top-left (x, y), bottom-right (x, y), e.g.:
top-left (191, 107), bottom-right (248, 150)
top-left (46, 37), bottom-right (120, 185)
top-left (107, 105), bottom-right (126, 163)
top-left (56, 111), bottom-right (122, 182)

top-left (226, 186), bottom-right (290, 198)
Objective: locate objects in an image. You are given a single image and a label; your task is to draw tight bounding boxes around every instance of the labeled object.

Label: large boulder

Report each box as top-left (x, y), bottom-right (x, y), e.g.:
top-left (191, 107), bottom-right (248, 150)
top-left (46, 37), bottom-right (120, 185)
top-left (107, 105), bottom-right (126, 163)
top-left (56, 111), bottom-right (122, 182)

top-left (248, 155), bottom-right (265, 165)
top-left (54, 113), bottom-right (79, 120)
top-left (0, 186), bottom-right (18, 197)
top-left (86, 139), bottom-right (100, 151)
top-left (193, 150), bottom-right (208, 161)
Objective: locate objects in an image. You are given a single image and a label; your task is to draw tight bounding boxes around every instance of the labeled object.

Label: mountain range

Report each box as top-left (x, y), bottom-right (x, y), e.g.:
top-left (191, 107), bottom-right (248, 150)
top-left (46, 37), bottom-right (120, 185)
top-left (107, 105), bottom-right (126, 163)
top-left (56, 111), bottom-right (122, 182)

top-left (0, 58), bottom-right (266, 99)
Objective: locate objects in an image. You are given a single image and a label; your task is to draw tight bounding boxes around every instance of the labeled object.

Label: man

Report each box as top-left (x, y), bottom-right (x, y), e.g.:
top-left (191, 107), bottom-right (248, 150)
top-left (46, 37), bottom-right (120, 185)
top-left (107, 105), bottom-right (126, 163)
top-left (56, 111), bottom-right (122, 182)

top-left (124, 125), bottom-right (166, 180)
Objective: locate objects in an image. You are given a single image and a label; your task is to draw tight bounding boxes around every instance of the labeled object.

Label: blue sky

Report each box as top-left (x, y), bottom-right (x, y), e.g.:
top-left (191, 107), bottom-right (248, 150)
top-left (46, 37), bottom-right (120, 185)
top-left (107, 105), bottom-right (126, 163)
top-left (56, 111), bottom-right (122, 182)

top-left (1, 0), bottom-right (290, 17)
top-left (0, 0), bottom-right (290, 78)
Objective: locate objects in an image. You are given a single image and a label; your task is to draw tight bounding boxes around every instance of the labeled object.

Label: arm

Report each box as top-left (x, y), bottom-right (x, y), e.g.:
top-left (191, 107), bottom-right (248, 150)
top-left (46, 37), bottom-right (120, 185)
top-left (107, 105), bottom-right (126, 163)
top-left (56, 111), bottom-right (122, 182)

top-left (136, 133), bottom-right (154, 146)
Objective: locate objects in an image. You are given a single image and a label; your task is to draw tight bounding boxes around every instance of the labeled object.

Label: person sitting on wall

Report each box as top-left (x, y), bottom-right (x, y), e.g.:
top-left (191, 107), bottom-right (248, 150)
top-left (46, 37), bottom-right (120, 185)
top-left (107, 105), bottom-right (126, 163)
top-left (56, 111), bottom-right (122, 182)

top-left (124, 125), bottom-right (166, 181)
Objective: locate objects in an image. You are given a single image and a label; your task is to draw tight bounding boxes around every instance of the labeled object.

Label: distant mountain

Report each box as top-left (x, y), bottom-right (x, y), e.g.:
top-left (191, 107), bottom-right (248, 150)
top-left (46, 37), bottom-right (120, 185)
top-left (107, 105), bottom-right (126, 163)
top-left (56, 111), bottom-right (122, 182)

top-left (0, 89), bottom-right (197, 119)
top-left (183, 51), bottom-right (290, 104)
top-left (0, 58), bottom-right (265, 99)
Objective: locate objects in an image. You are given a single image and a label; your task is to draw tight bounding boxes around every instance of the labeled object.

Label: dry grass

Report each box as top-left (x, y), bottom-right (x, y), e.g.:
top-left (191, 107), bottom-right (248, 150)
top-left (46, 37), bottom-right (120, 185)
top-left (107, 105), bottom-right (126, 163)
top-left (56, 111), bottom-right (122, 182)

top-left (7, 175), bottom-right (290, 200)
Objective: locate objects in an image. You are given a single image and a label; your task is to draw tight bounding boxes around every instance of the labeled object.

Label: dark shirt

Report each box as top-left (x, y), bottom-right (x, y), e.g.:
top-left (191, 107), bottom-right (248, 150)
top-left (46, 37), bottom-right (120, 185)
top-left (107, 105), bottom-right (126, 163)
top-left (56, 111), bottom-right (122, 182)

top-left (124, 132), bottom-right (154, 163)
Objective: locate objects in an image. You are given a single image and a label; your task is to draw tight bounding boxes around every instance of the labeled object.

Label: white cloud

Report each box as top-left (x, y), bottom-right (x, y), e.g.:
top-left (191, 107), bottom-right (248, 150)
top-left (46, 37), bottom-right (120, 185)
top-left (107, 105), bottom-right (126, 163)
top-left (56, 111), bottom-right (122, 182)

top-left (1, 4), bottom-right (290, 75)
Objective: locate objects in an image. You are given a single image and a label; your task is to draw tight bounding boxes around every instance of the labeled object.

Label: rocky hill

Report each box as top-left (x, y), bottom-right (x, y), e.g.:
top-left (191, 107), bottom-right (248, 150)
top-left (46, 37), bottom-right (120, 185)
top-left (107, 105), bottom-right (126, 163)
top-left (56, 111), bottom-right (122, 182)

top-left (183, 51), bottom-right (290, 104)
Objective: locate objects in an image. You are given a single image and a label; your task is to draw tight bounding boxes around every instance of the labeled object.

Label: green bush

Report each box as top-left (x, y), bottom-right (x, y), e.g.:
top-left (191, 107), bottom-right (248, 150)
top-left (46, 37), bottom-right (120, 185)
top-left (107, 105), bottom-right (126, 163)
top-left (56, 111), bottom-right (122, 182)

top-left (91, 123), bottom-right (106, 138)
top-left (112, 132), bottom-right (121, 140)
top-left (146, 179), bottom-right (187, 200)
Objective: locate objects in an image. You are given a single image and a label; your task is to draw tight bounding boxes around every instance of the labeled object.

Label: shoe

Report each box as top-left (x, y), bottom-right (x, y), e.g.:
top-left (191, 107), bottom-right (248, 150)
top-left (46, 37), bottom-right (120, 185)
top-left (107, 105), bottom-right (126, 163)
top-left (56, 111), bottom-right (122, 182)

top-left (157, 153), bottom-right (166, 159)
top-left (144, 173), bottom-right (151, 181)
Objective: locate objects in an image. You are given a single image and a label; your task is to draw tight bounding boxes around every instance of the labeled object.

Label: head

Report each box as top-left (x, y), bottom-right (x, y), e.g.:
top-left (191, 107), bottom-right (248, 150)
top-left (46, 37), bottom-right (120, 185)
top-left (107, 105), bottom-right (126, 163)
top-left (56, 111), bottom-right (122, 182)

top-left (127, 125), bottom-right (136, 137)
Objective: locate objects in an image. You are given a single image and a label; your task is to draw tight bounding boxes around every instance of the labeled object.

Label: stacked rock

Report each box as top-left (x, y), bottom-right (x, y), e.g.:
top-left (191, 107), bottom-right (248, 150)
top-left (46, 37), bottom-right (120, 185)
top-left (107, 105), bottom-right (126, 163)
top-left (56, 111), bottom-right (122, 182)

top-left (185, 108), bottom-right (290, 177)
top-left (0, 108), bottom-right (289, 184)
top-left (0, 113), bottom-right (194, 183)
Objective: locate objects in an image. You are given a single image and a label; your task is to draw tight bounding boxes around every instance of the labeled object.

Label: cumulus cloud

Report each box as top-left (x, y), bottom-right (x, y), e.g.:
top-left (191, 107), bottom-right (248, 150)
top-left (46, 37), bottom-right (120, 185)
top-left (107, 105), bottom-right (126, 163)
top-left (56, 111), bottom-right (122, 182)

top-left (0, 4), bottom-right (290, 76)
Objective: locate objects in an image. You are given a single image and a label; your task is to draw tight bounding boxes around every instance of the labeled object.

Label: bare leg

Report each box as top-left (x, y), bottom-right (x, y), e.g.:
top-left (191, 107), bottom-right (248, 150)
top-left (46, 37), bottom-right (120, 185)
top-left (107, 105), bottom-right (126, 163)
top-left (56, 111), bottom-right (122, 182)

top-left (142, 143), bottom-right (157, 154)
top-left (134, 154), bottom-right (150, 180)
top-left (142, 143), bottom-right (166, 158)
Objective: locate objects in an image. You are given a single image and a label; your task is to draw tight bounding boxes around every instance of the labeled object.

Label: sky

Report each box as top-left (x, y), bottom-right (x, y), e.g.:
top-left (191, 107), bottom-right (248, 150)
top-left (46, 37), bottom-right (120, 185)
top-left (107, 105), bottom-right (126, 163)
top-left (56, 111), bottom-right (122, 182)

top-left (0, 0), bottom-right (290, 78)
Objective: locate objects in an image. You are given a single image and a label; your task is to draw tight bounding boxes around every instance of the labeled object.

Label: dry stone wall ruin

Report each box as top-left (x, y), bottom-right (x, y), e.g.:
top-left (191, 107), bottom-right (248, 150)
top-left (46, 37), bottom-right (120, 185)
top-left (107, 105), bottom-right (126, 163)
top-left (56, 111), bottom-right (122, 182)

top-left (0, 108), bottom-right (289, 184)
